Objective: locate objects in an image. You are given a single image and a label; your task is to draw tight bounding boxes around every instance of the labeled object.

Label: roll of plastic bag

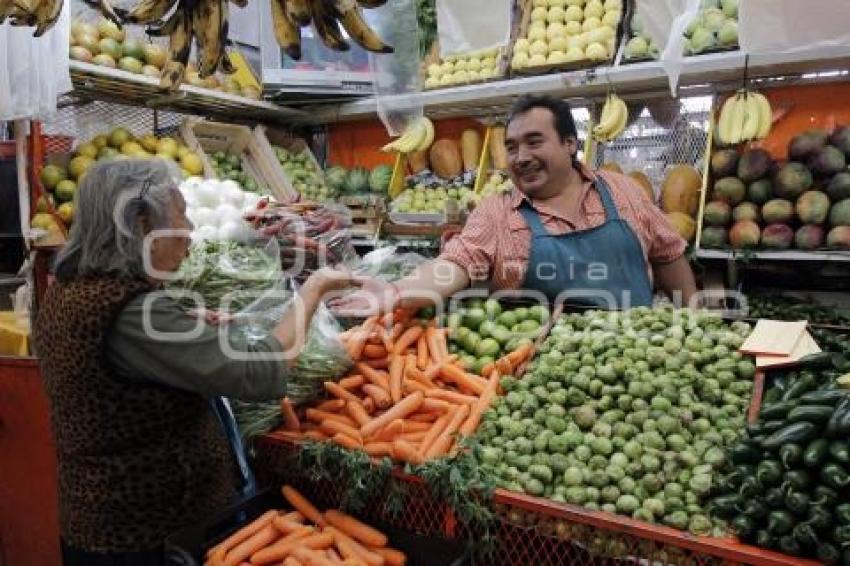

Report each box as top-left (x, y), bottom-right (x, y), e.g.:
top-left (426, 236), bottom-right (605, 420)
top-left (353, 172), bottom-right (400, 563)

top-left (366, 0), bottom-right (423, 136)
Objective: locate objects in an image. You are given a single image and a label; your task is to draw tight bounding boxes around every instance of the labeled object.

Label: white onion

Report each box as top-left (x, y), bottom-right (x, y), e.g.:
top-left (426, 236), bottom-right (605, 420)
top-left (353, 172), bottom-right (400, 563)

top-left (193, 225), bottom-right (218, 242)
top-left (215, 203), bottom-right (242, 224)
top-left (217, 221), bottom-right (241, 241)
top-left (193, 207), bottom-right (218, 228)
top-left (195, 183), bottom-right (220, 208)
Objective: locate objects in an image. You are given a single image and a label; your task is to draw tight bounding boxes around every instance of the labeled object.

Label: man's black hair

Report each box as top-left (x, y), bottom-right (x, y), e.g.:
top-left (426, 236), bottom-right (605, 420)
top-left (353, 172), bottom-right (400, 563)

top-left (507, 95), bottom-right (579, 142)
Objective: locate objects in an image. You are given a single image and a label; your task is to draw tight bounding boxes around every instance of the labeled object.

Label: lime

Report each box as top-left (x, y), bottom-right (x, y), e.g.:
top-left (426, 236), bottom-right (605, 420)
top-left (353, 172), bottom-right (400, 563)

top-left (529, 305), bottom-right (550, 324)
top-left (446, 313), bottom-right (462, 329)
top-left (468, 298), bottom-right (484, 310)
top-left (473, 356), bottom-right (496, 375)
top-left (460, 354), bottom-right (477, 371)
top-left (497, 311), bottom-right (518, 329)
top-left (491, 325), bottom-right (512, 346)
top-left (479, 320), bottom-right (496, 338)
top-left (476, 338), bottom-right (501, 358)
top-left (513, 307), bottom-right (530, 321)
top-left (462, 332), bottom-right (482, 355)
top-left (518, 319), bottom-right (541, 333)
top-left (464, 307), bottom-right (487, 331)
top-left (484, 299), bottom-right (502, 319)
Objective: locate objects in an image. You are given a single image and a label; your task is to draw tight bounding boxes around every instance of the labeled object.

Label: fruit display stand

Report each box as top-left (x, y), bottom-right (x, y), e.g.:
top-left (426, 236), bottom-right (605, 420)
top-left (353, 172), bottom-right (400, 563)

top-left (421, 39), bottom-right (512, 91)
top-left (254, 126), bottom-right (330, 203)
top-left (337, 195), bottom-right (386, 240)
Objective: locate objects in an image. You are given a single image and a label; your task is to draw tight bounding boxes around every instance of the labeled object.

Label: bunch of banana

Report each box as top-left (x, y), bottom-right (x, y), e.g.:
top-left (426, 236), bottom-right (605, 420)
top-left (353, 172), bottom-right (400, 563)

top-left (0, 0), bottom-right (85, 36)
top-left (271, 0), bottom-right (393, 61)
top-left (716, 89), bottom-right (772, 146)
top-left (592, 93), bottom-right (629, 142)
top-left (381, 117), bottom-right (435, 153)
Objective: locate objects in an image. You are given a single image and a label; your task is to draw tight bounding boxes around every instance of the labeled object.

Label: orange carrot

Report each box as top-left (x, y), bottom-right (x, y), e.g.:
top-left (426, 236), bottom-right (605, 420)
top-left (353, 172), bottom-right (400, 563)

top-left (360, 392), bottom-right (425, 438)
top-left (373, 548), bottom-right (406, 566)
top-left (282, 557), bottom-right (302, 566)
top-left (421, 355), bottom-right (458, 381)
top-left (391, 439), bottom-right (423, 465)
top-left (416, 335), bottom-right (429, 370)
top-left (280, 511), bottom-right (305, 523)
top-left (403, 380), bottom-right (429, 395)
top-left (327, 527), bottom-right (385, 566)
top-left (362, 344), bottom-right (387, 359)
top-left (388, 355), bottom-right (404, 404)
top-left (424, 404), bottom-right (470, 459)
top-left (362, 384), bottom-right (392, 409)
top-left (398, 431), bottom-right (427, 442)
top-left (435, 330), bottom-right (449, 361)
top-left (373, 419), bottom-right (404, 442)
top-left (346, 316), bottom-right (377, 361)
top-left (320, 420), bottom-right (363, 443)
top-left (506, 342), bottom-right (534, 366)
top-left (338, 375), bottom-right (365, 391)
top-left (332, 433), bottom-right (363, 450)
top-left (249, 527), bottom-right (313, 563)
top-left (344, 400), bottom-right (371, 427)
top-left (304, 430), bottom-right (328, 442)
top-left (408, 412), bottom-right (439, 423)
top-left (208, 510), bottom-right (278, 561)
top-left (324, 382), bottom-right (363, 404)
top-left (273, 516), bottom-right (306, 535)
top-left (280, 398), bottom-right (301, 432)
top-left (363, 441), bottom-right (393, 458)
top-left (420, 398), bottom-right (453, 413)
top-left (390, 322), bottom-right (405, 340)
top-left (222, 524), bottom-right (279, 566)
top-left (417, 413), bottom-right (451, 457)
top-left (325, 510), bottom-right (388, 547)
top-left (315, 399), bottom-right (346, 413)
top-left (459, 381), bottom-right (498, 436)
top-left (425, 327), bottom-right (442, 363)
top-left (362, 358), bottom-right (390, 370)
top-left (362, 397), bottom-right (376, 414)
top-left (252, 530), bottom-right (332, 565)
top-left (326, 548), bottom-right (345, 566)
top-left (355, 363), bottom-right (391, 391)
top-left (306, 409), bottom-right (358, 428)
top-left (495, 358), bottom-right (513, 376)
top-left (438, 365), bottom-right (487, 395)
top-left (424, 389), bottom-right (478, 405)
top-left (281, 485), bottom-right (326, 527)
top-left (392, 326), bottom-right (423, 355)
top-left (398, 421), bottom-right (431, 432)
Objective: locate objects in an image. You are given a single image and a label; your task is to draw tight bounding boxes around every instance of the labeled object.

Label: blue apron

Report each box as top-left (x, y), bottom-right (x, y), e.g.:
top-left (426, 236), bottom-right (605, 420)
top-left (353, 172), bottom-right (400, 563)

top-left (519, 175), bottom-right (653, 309)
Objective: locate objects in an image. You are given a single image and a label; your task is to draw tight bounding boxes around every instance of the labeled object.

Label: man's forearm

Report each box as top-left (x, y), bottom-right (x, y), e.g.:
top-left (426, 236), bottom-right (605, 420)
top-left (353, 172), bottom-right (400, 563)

top-left (652, 255), bottom-right (698, 306)
top-left (395, 259), bottom-right (471, 311)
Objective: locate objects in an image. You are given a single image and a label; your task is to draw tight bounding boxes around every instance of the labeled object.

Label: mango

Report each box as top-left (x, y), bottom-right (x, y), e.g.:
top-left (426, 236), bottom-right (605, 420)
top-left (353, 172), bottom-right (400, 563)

top-left (774, 162), bottom-right (812, 200)
top-left (729, 220), bottom-right (760, 248)
top-left (795, 225), bottom-right (825, 250)
top-left (761, 223), bottom-right (794, 249)
top-left (762, 199), bottom-right (794, 224)
top-left (829, 199), bottom-right (850, 227)
top-left (737, 148), bottom-right (772, 183)
top-left (795, 191), bottom-right (830, 225)
top-left (826, 226), bottom-right (850, 250)
top-left (703, 200), bottom-right (731, 226)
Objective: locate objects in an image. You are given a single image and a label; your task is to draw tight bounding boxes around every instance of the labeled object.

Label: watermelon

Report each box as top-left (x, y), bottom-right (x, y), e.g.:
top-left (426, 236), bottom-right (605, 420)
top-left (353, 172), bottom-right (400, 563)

top-left (324, 166), bottom-right (347, 193)
top-left (344, 167), bottom-right (370, 194)
top-left (369, 165), bottom-right (393, 194)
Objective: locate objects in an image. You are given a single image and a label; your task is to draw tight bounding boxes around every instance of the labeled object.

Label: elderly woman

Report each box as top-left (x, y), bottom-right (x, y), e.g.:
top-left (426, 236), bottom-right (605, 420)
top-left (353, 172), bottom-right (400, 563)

top-left (35, 159), bottom-right (353, 565)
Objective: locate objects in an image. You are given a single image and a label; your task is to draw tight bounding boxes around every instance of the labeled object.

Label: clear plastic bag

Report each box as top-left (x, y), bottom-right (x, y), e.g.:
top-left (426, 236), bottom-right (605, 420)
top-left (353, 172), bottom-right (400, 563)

top-left (435, 0), bottom-right (512, 57)
top-left (739, 0), bottom-right (850, 55)
top-left (647, 0), bottom-right (701, 95)
top-left (366, 0), bottom-right (422, 136)
top-left (232, 280), bottom-right (352, 405)
top-left (354, 245), bottom-right (427, 282)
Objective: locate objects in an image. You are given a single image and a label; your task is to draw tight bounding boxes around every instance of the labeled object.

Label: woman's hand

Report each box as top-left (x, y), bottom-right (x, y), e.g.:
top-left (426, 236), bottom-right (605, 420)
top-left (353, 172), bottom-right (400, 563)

top-left (303, 266), bottom-right (360, 297)
top-left (328, 277), bottom-right (399, 317)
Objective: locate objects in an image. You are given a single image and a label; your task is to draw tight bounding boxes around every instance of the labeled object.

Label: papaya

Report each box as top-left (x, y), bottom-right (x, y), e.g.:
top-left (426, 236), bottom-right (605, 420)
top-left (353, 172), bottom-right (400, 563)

top-left (430, 139), bottom-right (463, 179)
top-left (661, 164), bottom-right (701, 216)
top-left (628, 171), bottom-right (655, 204)
top-left (666, 212), bottom-right (696, 243)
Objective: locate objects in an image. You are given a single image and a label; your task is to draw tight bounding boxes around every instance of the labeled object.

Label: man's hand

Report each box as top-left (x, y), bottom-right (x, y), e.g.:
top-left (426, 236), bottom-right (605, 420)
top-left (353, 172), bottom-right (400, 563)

top-left (328, 277), bottom-right (398, 317)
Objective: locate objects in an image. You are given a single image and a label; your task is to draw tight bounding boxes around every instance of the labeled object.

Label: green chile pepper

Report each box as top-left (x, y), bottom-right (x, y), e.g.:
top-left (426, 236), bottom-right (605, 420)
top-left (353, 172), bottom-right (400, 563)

top-left (833, 525), bottom-right (850, 544)
top-left (785, 491), bottom-right (810, 516)
top-left (742, 499), bottom-right (769, 520)
top-left (812, 485), bottom-right (839, 507)
top-left (826, 397), bottom-right (850, 438)
top-left (779, 444), bottom-right (803, 468)
top-left (803, 438), bottom-right (830, 467)
top-left (778, 535), bottom-right (802, 556)
top-left (836, 503), bottom-right (850, 525)
top-left (807, 506), bottom-right (833, 530)
top-left (729, 442), bottom-right (762, 465)
top-left (756, 460), bottom-right (783, 486)
top-left (709, 494), bottom-right (743, 519)
top-left (792, 522), bottom-right (818, 547)
top-left (764, 487), bottom-right (786, 508)
top-left (739, 476), bottom-right (763, 498)
top-left (730, 514), bottom-right (756, 539)
top-left (782, 469), bottom-right (814, 491)
top-left (762, 422), bottom-right (819, 450)
top-left (755, 529), bottom-right (775, 550)
top-left (762, 387), bottom-right (782, 405)
top-left (821, 463), bottom-right (850, 489)
top-left (829, 440), bottom-right (850, 464)
top-left (767, 510), bottom-right (794, 535)
top-left (800, 389), bottom-right (850, 404)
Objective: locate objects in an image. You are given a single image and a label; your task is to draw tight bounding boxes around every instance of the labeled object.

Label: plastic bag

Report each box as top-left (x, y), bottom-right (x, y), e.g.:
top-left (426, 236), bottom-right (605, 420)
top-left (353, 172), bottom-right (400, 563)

top-left (354, 246), bottom-right (427, 282)
top-left (232, 280), bottom-right (352, 405)
top-left (649, 0), bottom-right (701, 95)
top-left (739, 0), bottom-right (850, 55)
top-left (435, 0), bottom-right (512, 57)
top-left (366, 0), bottom-right (422, 136)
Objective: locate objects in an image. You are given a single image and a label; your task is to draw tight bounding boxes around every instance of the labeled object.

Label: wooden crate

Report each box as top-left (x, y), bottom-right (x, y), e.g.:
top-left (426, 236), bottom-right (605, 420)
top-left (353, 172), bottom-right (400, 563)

top-left (254, 126), bottom-right (327, 202)
top-left (338, 195), bottom-right (385, 238)
top-left (179, 118), bottom-right (294, 202)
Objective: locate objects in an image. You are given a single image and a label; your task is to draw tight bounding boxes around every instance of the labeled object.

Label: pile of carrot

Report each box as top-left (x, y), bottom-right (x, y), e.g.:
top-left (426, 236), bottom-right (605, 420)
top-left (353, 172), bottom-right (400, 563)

top-left (205, 485), bottom-right (406, 566)
top-left (271, 314), bottom-right (535, 464)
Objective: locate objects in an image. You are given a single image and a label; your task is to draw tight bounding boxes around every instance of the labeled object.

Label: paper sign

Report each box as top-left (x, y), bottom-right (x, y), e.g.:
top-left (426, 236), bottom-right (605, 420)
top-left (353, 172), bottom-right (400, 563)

top-left (755, 331), bottom-right (822, 370)
top-left (740, 319), bottom-right (808, 356)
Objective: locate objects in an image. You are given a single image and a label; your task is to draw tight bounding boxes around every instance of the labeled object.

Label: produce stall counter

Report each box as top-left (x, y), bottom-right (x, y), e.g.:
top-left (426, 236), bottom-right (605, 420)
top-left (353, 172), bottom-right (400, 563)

top-left (0, 356), bottom-right (60, 564)
top-left (252, 434), bottom-right (820, 566)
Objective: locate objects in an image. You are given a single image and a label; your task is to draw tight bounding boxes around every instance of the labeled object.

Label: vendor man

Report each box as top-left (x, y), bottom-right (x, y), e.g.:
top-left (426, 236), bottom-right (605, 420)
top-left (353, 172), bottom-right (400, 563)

top-left (346, 95), bottom-right (697, 312)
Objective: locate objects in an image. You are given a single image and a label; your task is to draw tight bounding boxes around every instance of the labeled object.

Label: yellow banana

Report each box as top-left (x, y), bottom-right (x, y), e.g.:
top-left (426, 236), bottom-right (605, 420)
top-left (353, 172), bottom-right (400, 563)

top-left (752, 91), bottom-right (772, 140)
top-left (160, 5), bottom-right (192, 91)
top-left (332, 0), bottom-right (392, 53)
top-left (605, 97), bottom-right (629, 141)
top-left (33, 0), bottom-right (63, 36)
top-left (5, 0), bottom-right (38, 26)
top-left (382, 117), bottom-right (430, 153)
top-left (716, 94), bottom-right (737, 146)
top-left (592, 94), bottom-right (622, 141)
top-left (286, 0), bottom-right (311, 26)
top-left (417, 117), bottom-right (435, 151)
top-left (271, 0), bottom-right (302, 59)
top-left (727, 92), bottom-right (746, 145)
top-left (740, 92), bottom-right (761, 142)
top-left (117, 0), bottom-right (177, 24)
top-left (81, 0), bottom-right (122, 26)
top-left (310, 0), bottom-right (349, 51)
top-left (195, 0), bottom-right (225, 78)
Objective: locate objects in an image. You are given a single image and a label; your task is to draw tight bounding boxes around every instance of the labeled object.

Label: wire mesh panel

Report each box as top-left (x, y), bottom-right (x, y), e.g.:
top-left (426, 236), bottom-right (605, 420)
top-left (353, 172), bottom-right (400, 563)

top-left (593, 95), bottom-right (713, 191)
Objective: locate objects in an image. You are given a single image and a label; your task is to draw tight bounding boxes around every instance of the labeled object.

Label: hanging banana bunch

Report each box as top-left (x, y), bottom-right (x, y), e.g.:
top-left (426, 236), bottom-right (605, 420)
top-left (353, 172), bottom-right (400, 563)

top-left (716, 89), bottom-right (773, 146)
top-left (592, 93), bottom-right (629, 142)
top-left (0, 0), bottom-right (91, 36)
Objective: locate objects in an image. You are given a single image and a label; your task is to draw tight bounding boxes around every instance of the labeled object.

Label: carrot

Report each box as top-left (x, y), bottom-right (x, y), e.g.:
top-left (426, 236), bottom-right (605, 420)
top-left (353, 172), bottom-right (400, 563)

top-left (362, 384), bottom-right (392, 410)
top-left (417, 413), bottom-right (451, 458)
top-left (252, 530), bottom-right (331, 565)
top-left (355, 363), bottom-right (391, 391)
top-left (363, 441), bottom-right (393, 458)
top-left (362, 358), bottom-right (389, 370)
top-left (408, 412), bottom-right (439, 423)
top-left (438, 365), bottom-right (487, 395)
top-left (480, 361), bottom-right (495, 377)
top-left (280, 511), bottom-right (305, 523)
top-left (397, 431), bottom-right (427, 442)
top-left (391, 326), bottom-right (422, 355)
top-left (362, 344), bottom-right (387, 359)
top-left (415, 335), bottom-right (429, 370)
top-left (328, 527), bottom-right (385, 566)
top-left (506, 342), bottom-right (534, 366)
top-left (344, 400), bottom-right (371, 427)
top-left (282, 558), bottom-right (303, 566)
top-left (326, 548), bottom-right (344, 566)
top-left (362, 397), bottom-right (376, 414)
top-left (291, 543), bottom-right (335, 566)
top-left (459, 370), bottom-right (500, 436)
top-left (373, 419), bottom-right (404, 442)
top-left (424, 389), bottom-right (478, 405)
top-left (338, 375), bottom-right (365, 391)
top-left (373, 548), bottom-right (406, 566)
top-left (304, 430), bottom-right (328, 442)
top-left (420, 398), bottom-right (453, 413)
top-left (391, 439), bottom-right (423, 465)
top-left (388, 355), bottom-right (404, 404)
top-left (208, 510), bottom-right (278, 562)
top-left (434, 329), bottom-right (449, 361)
top-left (315, 399), bottom-right (346, 413)
top-left (273, 516), bottom-right (307, 535)
top-left (346, 316), bottom-right (377, 360)
top-left (399, 421), bottom-right (430, 432)
top-left (325, 510), bottom-right (388, 547)
top-left (495, 358), bottom-right (513, 376)
top-left (402, 379), bottom-right (429, 395)
top-left (332, 433), bottom-right (363, 450)
top-left (320, 420), bottom-right (363, 443)
top-left (280, 398), bottom-right (301, 432)
top-left (281, 486), bottom-right (326, 527)
top-left (222, 524), bottom-right (279, 566)
top-left (324, 382), bottom-right (363, 404)
top-left (425, 327), bottom-right (443, 363)
top-left (306, 409), bottom-right (357, 427)
top-left (360, 392), bottom-right (425, 438)
top-left (423, 404), bottom-right (470, 460)
top-left (421, 355), bottom-right (458, 381)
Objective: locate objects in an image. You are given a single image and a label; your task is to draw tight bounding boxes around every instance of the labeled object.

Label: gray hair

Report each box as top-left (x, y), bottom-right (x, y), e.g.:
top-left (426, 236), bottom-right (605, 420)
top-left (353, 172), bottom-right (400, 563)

top-left (53, 158), bottom-right (183, 282)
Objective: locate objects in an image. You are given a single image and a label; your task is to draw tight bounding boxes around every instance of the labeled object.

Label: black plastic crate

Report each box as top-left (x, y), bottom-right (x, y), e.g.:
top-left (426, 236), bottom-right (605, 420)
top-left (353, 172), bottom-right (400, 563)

top-left (165, 488), bottom-right (470, 566)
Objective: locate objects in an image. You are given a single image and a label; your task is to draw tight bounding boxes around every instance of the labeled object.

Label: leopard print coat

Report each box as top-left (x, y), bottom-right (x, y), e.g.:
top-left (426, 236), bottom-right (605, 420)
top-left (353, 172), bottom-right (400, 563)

top-left (35, 277), bottom-right (239, 553)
